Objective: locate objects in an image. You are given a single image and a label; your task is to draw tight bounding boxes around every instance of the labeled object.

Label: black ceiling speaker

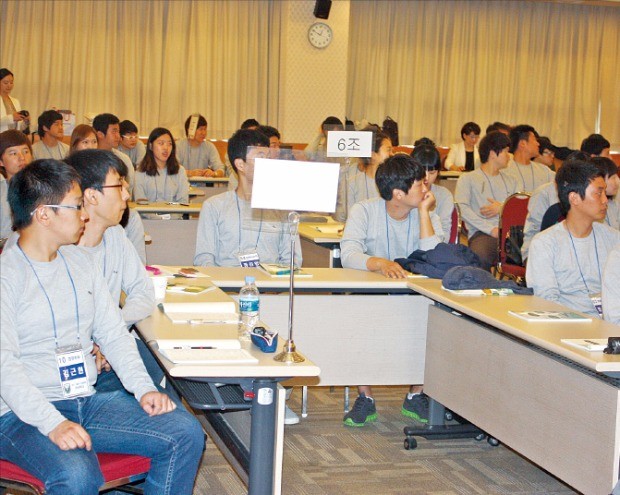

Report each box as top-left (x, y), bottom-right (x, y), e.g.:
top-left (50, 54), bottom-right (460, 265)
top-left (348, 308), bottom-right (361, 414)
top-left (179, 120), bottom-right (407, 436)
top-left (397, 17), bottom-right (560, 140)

top-left (313, 0), bottom-right (332, 19)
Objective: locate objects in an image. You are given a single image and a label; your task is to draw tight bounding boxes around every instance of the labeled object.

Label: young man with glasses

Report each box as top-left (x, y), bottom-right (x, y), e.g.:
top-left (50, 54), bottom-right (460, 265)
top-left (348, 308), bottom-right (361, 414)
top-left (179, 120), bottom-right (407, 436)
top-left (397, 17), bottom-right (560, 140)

top-left (0, 159), bottom-right (203, 493)
top-left (92, 113), bottom-right (135, 195)
top-left (117, 119), bottom-right (146, 168)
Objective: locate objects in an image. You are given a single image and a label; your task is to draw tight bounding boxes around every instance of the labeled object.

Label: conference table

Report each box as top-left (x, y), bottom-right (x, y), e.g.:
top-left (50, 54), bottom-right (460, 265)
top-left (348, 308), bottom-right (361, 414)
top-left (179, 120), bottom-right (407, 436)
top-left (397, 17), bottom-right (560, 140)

top-left (406, 278), bottom-right (620, 495)
top-left (297, 219), bottom-right (344, 268)
top-left (135, 277), bottom-right (319, 495)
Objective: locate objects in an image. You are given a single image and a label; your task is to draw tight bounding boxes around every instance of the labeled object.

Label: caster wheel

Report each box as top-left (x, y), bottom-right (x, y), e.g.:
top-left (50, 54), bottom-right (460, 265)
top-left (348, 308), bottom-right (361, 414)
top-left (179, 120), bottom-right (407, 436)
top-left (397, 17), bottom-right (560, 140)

top-left (444, 410), bottom-right (453, 421)
top-left (404, 437), bottom-right (417, 450)
top-left (487, 437), bottom-right (500, 447)
top-left (474, 433), bottom-right (486, 442)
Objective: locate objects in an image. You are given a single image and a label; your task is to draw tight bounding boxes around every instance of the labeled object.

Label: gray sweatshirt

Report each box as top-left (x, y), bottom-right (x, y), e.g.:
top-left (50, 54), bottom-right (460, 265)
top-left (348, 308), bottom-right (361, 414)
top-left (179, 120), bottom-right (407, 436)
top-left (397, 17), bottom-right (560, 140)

top-left (527, 221), bottom-right (620, 317)
top-left (134, 166), bottom-right (189, 204)
top-left (0, 244), bottom-right (156, 435)
top-left (521, 181), bottom-right (558, 260)
top-left (176, 138), bottom-right (224, 172)
top-left (602, 243), bottom-right (620, 324)
top-left (341, 197), bottom-right (444, 271)
top-left (504, 159), bottom-right (554, 194)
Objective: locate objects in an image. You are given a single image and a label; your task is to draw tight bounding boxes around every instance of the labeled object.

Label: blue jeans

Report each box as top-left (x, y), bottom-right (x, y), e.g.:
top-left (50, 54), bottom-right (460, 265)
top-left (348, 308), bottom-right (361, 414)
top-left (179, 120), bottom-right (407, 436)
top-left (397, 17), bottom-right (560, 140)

top-left (0, 391), bottom-right (204, 495)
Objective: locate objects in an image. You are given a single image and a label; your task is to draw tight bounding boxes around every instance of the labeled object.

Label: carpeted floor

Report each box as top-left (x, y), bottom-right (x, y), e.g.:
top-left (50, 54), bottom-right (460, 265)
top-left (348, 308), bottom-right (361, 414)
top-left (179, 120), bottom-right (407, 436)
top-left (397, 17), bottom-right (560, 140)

top-left (192, 386), bottom-right (578, 495)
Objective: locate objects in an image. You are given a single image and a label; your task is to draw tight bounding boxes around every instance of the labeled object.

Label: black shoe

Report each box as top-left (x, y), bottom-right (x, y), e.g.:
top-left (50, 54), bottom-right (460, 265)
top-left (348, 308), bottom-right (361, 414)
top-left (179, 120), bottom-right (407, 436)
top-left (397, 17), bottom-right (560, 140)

top-left (401, 393), bottom-right (429, 423)
top-left (343, 393), bottom-right (378, 427)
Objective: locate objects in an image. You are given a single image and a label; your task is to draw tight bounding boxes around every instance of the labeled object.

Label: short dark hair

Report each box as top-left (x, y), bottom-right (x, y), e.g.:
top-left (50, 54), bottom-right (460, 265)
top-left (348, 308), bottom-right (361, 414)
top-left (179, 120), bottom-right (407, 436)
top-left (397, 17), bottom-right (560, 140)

top-left (321, 116), bottom-right (343, 133)
top-left (537, 136), bottom-right (554, 154)
top-left (580, 134), bottom-right (610, 156)
top-left (564, 150), bottom-right (591, 163)
top-left (257, 125), bottom-right (281, 141)
top-left (411, 144), bottom-right (441, 171)
top-left (0, 129), bottom-right (31, 158)
top-left (8, 159), bottom-right (80, 231)
top-left (375, 154), bottom-right (426, 201)
top-left (590, 156), bottom-right (618, 181)
top-left (509, 124), bottom-right (538, 153)
top-left (184, 114), bottom-right (208, 136)
top-left (461, 122), bottom-right (481, 139)
top-left (240, 118), bottom-right (260, 129)
top-left (479, 131), bottom-right (511, 163)
top-left (0, 68), bottom-right (14, 81)
top-left (65, 149), bottom-right (127, 191)
top-left (360, 126), bottom-right (390, 167)
top-left (119, 120), bottom-right (138, 136)
top-left (227, 129), bottom-right (270, 174)
top-left (137, 128), bottom-right (180, 176)
top-left (485, 122), bottom-right (511, 135)
top-left (37, 110), bottom-right (63, 138)
top-left (556, 160), bottom-right (604, 216)
top-left (92, 113), bottom-right (120, 136)
top-left (413, 137), bottom-right (435, 147)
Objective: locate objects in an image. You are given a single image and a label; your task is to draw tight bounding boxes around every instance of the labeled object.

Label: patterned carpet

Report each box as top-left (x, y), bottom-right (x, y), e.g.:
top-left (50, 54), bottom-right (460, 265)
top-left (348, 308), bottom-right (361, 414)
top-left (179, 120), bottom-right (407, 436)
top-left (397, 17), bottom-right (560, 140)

top-left (193, 386), bottom-right (578, 495)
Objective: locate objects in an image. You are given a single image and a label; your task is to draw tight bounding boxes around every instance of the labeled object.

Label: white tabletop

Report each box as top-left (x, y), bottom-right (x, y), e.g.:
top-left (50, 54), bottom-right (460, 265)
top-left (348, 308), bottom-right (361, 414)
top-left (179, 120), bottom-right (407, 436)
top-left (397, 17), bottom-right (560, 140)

top-left (129, 202), bottom-right (202, 214)
top-left (407, 278), bottom-right (620, 374)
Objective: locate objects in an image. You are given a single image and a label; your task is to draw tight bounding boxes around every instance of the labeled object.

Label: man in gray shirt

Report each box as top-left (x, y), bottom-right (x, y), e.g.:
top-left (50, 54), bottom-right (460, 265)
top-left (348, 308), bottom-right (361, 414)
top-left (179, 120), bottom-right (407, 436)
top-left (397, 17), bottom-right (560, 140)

top-left (504, 124), bottom-right (554, 193)
top-left (0, 159), bottom-right (203, 493)
top-left (31, 110), bottom-right (69, 161)
top-left (527, 161), bottom-right (620, 318)
top-left (603, 243), bottom-right (620, 324)
top-left (341, 154), bottom-right (443, 427)
top-left (93, 113), bottom-right (135, 195)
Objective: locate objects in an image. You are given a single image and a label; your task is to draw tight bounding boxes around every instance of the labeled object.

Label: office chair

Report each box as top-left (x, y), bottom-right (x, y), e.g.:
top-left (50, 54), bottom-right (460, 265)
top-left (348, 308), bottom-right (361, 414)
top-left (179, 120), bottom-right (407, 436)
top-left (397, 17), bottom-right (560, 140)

top-left (496, 193), bottom-right (531, 283)
top-left (0, 453), bottom-right (150, 494)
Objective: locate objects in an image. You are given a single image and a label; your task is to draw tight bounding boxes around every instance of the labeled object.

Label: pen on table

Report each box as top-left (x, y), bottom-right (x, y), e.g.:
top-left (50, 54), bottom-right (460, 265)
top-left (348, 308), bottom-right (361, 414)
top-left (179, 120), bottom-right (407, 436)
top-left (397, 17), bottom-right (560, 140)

top-left (172, 346), bottom-right (214, 350)
top-left (584, 339), bottom-right (601, 346)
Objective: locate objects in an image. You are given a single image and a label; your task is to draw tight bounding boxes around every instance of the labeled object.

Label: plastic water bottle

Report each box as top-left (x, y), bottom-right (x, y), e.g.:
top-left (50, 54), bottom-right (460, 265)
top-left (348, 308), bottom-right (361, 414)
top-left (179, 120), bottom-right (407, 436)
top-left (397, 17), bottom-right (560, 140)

top-left (239, 276), bottom-right (260, 340)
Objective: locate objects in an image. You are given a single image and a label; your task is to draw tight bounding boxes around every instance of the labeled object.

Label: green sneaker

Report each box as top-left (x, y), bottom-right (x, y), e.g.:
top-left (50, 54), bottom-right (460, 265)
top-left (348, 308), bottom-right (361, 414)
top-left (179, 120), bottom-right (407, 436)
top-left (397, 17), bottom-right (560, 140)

top-left (401, 393), bottom-right (429, 423)
top-left (343, 393), bottom-right (378, 427)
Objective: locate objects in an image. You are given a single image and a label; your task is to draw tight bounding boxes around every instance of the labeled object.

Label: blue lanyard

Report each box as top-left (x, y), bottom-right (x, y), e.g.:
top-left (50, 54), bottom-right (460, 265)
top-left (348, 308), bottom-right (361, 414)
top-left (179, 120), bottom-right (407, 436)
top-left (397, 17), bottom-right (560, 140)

top-left (102, 237), bottom-right (107, 278)
top-left (515, 162), bottom-right (535, 192)
top-left (480, 169), bottom-right (509, 201)
top-left (18, 245), bottom-right (81, 348)
top-left (385, 203), bottom-right (411, 260)
top-left (567, 226), bottom-right (601, 294)
top-left (236, 193), bottom-right (263, 250)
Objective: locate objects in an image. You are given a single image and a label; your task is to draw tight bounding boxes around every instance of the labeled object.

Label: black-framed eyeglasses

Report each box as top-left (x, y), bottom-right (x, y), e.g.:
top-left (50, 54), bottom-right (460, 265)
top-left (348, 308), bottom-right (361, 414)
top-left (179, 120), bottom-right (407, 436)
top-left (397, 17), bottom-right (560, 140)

top-left (101, 184), bottom-right (124, 190)
top-left (30, 203), bottom-right (83, 216)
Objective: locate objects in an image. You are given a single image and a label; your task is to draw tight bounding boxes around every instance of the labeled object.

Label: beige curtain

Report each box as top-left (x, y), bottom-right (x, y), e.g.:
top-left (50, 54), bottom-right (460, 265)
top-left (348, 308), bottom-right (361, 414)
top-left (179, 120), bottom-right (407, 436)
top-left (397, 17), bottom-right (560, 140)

top-left (347, 1), bottom-right (619, 148)
top-left (0, 0), bottom-right (281, 139)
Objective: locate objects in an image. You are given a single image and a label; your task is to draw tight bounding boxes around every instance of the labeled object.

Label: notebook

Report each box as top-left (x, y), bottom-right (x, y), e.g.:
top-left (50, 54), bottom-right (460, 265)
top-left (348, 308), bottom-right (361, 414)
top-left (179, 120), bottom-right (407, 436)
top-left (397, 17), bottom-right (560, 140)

top-left (159, 348), bottom-right (258, 364)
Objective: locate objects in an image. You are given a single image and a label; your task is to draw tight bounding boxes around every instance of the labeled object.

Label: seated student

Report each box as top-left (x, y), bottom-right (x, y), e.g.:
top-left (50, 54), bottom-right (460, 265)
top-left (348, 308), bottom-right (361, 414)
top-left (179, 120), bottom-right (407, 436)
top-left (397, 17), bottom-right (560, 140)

top-left (591, 156), bottom-right (620, 230)
top-left (175, 114), bottom-right (224, 177)
top-left (1, 129), bottom-right (33, 239)
top-left (527, 160), bottom-right (620, 318)
top-left (193, 128), bottom-right (302, 425)
top-left (121, 207), bottom-right (147, 264)
top-left (92, 113), bottom-right (135, 194)
top-left (134, 127), bottom-right (190, 204)
top-left (0, 159), bottom-right (203, 493)
top-left (225, 118), bottom-right (260, 180)
top-left (533, 136), bottom-right (556, 170)
top-left (334, 127), bottom-right (393, 222)
top-left (455, 131), bottom-right (518, 271)
top-left (340, 154), bottom-right (443, 426)
top-left (581, 133), bottom-right (611, 158)
top-left (485, 122), bottom-right (512, 135)
top-left (504, 125), bottom-right (554, 193)
top-left (31, 110), bottom-right (69, 160)
top-left (305, 116), bottom-right (344, 160)
top-left (69, 124), bottom-right (99, 153)
top-left (65, 149), bottom-right (160, 394)
top-left (445, 122), bottom-right (481, 172)
top-left (194, 128), bottom-right (302, 268)
top-left (411, 144), bottom-right (454, 238)
top-left (602, 243), bottom-right (620, 324)
top-left (117, 120), bottom-right (147, 168)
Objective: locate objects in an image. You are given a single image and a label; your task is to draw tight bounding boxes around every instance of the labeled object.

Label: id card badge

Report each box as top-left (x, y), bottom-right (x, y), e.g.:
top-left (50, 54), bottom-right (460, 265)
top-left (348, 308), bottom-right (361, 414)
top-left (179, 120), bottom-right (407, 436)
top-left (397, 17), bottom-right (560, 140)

top-left (590, 293), bottom-right (603, 318)
top-left (55, 344), bottom-right (90, 398)
top-left (238, 250), bottom-right (260, 268)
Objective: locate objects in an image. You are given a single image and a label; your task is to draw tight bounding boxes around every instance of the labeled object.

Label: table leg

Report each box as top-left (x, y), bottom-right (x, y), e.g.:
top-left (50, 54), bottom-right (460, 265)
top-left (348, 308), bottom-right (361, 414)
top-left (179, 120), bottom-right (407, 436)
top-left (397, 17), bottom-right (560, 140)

top-left (249, 379), bottom-right (277, 495)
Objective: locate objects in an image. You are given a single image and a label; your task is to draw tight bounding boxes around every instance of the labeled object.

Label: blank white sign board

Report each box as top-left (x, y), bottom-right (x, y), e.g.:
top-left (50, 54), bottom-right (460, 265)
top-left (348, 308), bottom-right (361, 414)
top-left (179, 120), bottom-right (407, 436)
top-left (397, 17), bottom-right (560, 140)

top-left (251, 158), bottom-right (339, 213)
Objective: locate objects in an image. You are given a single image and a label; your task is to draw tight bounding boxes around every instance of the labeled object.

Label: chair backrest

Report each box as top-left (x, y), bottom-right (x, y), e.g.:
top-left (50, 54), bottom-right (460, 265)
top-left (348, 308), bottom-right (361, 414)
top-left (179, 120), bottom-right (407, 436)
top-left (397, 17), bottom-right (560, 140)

top-left (0, 453), bottom-right (150, 494)
top-left (497, 193), bottom-right (530, 271)
top-left (449, 203), bottom-right (461, 244)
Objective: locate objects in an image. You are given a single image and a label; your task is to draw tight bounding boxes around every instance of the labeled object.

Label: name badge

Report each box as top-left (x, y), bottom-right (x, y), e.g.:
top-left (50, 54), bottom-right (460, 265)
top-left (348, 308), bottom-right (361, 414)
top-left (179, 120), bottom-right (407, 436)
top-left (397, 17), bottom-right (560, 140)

top-left (590, 293), bottom-right (603, 318)
top-left (238, 250), bottom-right (260, 268)
top-left (55, 344), bottom-right (90, 398)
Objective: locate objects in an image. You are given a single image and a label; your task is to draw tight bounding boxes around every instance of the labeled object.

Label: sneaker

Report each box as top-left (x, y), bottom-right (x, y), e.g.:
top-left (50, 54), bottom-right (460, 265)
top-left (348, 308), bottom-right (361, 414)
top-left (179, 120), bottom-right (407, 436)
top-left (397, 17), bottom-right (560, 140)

top-left (401, 393), bottom-right (429, 423)
top-left (343, 393), bottom-right (378, 427)
top-left (284, 405), bottom-right (300, 425)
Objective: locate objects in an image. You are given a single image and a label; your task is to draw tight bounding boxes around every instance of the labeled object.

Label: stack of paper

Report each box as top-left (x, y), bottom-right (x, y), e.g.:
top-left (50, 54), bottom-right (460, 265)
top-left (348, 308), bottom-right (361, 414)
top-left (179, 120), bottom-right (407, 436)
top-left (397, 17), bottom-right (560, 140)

top-left (160, 302), bottom-right (238, 324)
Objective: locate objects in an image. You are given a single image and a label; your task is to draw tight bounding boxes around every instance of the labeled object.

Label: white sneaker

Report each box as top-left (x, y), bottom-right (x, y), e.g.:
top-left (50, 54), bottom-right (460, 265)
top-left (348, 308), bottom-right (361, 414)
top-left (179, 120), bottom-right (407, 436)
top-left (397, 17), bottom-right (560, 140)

top-left (284, 405), bottom-right (300, 425)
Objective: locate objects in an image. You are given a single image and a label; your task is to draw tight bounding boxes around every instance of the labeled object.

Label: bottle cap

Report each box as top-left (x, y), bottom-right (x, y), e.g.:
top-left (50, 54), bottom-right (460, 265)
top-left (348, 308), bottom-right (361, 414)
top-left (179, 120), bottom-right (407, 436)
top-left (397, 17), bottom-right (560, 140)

top-left (245, 276), bottom-right (255, 284)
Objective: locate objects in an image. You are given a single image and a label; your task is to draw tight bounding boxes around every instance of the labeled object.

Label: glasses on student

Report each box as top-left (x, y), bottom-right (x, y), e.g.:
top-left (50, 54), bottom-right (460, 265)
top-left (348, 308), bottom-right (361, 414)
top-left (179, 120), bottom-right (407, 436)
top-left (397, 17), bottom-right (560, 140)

top-left (122, 134), bottom-right (138, 140)
top-left (31, 203), bottom-right (84, 216)
top-left (542, 150), bottom-right (555, 156)
top-left (101, 184), bottom-right (124, 190)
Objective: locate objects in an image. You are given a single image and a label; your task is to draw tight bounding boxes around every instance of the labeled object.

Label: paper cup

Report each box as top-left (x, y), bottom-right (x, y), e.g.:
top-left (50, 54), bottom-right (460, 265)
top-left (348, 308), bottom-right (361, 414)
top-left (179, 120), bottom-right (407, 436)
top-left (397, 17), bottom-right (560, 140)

top-left (151, 276), bottom-right (168, 300)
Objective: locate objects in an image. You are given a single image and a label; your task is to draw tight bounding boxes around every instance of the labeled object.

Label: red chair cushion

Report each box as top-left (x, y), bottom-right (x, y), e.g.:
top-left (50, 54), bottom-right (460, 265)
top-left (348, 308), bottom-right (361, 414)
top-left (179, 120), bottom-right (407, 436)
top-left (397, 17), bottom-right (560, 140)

top-left (1, 453), bottom-right (150, 493)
